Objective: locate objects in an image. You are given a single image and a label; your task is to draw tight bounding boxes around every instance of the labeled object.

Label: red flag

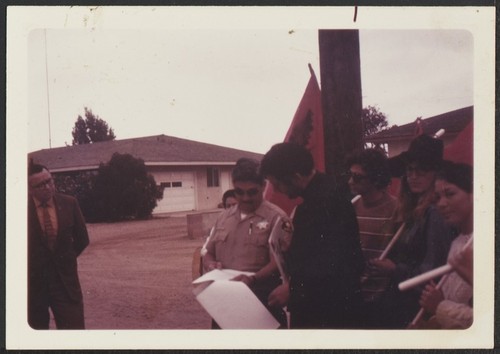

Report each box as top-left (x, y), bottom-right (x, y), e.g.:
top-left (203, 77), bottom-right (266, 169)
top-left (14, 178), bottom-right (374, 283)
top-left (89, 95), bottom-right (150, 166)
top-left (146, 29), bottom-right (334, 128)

top-left (443, 120), bottom-right (473, 166)
top-left (264, 64), bottom-right (325, 215)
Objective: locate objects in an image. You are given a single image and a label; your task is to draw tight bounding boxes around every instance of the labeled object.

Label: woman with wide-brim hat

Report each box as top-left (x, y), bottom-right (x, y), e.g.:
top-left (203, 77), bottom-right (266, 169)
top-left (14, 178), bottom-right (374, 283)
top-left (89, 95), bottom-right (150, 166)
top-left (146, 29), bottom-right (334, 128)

top-left (366, 134), bottom-right (456, 328)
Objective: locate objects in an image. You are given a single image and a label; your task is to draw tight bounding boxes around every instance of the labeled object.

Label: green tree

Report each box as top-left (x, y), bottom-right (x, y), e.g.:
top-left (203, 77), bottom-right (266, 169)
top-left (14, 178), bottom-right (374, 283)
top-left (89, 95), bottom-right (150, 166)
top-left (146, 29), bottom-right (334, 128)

top-left (91, 153), bottom-right (162, 221)
top-left (72, 107), bottom-right (116, 145)
top-left (362, 105), bottom-right (389, 138)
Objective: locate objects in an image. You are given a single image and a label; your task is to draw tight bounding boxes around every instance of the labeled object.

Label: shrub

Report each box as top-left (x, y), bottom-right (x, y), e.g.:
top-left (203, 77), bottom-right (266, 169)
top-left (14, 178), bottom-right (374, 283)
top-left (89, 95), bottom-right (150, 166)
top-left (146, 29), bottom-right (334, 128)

top-left (91, 153), bottom-right (162, 221)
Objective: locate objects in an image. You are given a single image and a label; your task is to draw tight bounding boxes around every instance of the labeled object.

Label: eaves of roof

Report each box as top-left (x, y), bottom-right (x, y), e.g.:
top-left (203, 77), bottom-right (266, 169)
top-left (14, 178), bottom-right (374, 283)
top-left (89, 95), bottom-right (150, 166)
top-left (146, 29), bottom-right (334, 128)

top-left (29, 134), bottom-right (264, 171)
top-left (364, 106), bottom-right (473, 143)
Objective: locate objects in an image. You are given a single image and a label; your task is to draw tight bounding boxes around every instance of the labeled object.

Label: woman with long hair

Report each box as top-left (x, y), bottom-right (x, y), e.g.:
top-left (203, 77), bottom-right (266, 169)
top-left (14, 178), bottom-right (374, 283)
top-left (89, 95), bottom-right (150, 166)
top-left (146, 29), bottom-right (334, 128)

top-left (367, 134), bottom-right (455, 328)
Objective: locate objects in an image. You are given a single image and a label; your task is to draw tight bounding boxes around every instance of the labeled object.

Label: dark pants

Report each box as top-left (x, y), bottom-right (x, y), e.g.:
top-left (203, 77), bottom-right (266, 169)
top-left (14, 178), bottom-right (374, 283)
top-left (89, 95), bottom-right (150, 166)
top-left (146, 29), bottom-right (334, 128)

top-left (288, 293), bottom-right (363, 329)
top-left (28, 269), bottom-right (85, 330)
top-left (367, 287), bottom-right (421, 329)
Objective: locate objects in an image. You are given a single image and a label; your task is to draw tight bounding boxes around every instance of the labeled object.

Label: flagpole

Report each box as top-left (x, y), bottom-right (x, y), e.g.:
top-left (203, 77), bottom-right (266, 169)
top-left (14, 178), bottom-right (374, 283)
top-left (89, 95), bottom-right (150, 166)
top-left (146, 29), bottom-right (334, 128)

top-left (308, 63), bottom-right (315, 76)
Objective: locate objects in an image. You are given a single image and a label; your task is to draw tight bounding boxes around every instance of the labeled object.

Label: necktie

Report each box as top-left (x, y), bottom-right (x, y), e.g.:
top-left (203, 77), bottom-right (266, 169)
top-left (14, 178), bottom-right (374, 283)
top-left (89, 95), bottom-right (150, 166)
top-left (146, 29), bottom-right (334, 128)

top-left (41, 203), bottom-right (56, 251)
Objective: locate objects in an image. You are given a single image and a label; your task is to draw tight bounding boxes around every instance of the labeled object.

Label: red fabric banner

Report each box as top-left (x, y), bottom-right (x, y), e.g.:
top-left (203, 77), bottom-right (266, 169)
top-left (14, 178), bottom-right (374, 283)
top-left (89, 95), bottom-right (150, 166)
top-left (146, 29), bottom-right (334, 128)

top-left (264, 65), bottom-right (325, 216)
top-left (443, 120), bottom-right (473, 166)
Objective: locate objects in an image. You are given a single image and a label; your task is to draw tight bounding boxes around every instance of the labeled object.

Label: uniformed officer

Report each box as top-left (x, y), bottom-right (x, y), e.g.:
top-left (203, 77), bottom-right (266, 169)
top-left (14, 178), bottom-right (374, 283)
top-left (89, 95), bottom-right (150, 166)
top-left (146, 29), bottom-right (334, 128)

top-left (203, 158), bottom-right (291, 328)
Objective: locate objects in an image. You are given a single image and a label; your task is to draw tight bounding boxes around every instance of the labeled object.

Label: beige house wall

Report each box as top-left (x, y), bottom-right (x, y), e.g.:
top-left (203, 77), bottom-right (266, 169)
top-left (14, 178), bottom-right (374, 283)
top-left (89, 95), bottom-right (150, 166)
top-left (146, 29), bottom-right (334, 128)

top-left (148, 165), bottom-right (234, 212)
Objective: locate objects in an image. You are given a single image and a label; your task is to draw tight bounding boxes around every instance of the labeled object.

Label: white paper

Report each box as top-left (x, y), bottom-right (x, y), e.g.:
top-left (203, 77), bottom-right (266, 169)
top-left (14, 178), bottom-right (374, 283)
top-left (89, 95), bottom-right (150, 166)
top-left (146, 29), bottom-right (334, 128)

top-left (192, 268), bottom-right (255, 284)
top-left (195, 281), bottom-right (280, 329)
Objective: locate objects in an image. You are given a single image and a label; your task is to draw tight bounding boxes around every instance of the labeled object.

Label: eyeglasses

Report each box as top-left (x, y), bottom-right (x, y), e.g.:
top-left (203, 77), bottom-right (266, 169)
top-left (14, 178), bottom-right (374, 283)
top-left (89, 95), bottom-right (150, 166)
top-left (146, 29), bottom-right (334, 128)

top-left (31, 178), bottom-right (53, 190)
top-left (344, 171), bottom-right (369, 183)
top-left (234, 188), bottom-right (260, 197)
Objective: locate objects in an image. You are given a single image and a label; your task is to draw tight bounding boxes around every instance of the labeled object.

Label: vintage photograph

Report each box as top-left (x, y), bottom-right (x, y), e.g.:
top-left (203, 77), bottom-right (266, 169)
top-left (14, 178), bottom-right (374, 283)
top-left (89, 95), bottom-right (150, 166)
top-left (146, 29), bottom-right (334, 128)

top-left (7, 5), bottom-right (495, 350)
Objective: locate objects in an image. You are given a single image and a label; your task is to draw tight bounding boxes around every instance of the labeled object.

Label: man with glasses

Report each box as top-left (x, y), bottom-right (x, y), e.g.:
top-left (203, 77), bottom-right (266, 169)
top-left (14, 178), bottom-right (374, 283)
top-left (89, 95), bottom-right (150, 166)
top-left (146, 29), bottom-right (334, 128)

top-left (203, 158), bottom-right (290, 328)
top-left (345, 148), bottom-right (398, 328)
top-left (28, 162), bottom-right (89, 329)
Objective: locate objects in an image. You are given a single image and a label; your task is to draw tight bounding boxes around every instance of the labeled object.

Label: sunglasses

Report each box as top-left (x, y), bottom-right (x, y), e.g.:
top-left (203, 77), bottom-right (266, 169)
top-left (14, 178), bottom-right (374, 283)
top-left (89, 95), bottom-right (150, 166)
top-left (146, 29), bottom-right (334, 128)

top-left (234, 188), bottom-right (260, 197)
top-left (344, 171), bottom-right (369, 183)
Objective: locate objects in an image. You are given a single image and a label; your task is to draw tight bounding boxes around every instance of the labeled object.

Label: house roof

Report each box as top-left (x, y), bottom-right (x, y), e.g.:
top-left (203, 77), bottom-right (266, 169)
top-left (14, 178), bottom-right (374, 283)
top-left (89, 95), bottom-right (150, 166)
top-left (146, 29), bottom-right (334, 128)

top-left (364, 106), bottom-right (473, 143)
top-left (29, 134), bottom-right (264, 172)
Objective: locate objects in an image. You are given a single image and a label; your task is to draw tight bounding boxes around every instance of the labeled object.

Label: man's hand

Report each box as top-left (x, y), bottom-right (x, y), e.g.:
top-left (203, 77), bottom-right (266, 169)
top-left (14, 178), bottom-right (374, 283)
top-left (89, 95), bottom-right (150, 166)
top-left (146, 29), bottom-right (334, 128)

top-left (268, 282), bottom-right (290, 307)
top-left (207, 261), bottom-right (222, 271)
top-left (231, 274), bottom-right (255, 286)
top-left (367, 258), bottom-right (396, 276)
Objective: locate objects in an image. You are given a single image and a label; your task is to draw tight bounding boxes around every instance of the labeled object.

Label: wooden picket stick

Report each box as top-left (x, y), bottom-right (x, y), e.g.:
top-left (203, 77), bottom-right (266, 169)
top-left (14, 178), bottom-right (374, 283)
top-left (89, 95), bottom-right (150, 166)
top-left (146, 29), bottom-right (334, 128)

top-left (409, 273), bottom-right (449, 327)
top-left (406, 236), bottom-right (473, 327)
top-left (378, 222), bottom-right (406, 260)
top-left (399, 237), bottom-right (473, 291)
top-left (351, 194), bottom-right (361, 204)
top-left (433, 129), bottom-right (445, 138)
top-left (399, 264), bottom-right (451, 292)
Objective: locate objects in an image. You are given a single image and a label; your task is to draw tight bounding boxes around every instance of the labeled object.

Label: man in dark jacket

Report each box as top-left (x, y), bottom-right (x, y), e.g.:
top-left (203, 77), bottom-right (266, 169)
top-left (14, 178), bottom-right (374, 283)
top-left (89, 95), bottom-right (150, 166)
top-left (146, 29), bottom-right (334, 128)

top-left (261, 142), bottom-right (364, 329)
top-left (28, 163), bottom-right (89, 329)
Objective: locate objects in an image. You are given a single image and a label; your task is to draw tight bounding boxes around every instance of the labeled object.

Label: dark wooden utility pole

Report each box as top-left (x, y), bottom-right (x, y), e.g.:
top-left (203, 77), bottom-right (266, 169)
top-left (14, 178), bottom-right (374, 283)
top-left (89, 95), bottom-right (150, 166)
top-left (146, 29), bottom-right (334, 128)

top-left (319, 30), bottom-right (363, 192)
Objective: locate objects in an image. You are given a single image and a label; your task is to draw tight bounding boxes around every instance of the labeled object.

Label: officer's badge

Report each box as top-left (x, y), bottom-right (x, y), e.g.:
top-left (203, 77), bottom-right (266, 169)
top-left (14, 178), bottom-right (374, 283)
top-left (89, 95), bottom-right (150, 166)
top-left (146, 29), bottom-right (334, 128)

top-left (256, 221), bottom-right (269, 231)
top-left (281, 220), bottom-right (293, 233)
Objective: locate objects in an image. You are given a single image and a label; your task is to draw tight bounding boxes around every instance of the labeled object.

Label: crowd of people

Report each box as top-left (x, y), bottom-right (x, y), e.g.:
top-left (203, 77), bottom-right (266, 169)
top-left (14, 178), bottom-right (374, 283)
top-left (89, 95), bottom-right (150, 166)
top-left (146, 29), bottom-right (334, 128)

top-left (200, 134), bottom-right (474, 330)
top-left (27, 132), bottom-right (473, 330)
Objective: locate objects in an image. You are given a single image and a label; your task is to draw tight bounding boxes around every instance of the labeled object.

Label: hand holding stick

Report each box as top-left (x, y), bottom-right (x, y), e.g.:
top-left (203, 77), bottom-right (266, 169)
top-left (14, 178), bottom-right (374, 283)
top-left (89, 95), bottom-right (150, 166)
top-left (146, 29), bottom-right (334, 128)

top-left (405, 236), bottom-right (473, 328)
top-left (399, 237), bottom-right (473, 292)
top-left (409, 273), bottom-right (449, 327)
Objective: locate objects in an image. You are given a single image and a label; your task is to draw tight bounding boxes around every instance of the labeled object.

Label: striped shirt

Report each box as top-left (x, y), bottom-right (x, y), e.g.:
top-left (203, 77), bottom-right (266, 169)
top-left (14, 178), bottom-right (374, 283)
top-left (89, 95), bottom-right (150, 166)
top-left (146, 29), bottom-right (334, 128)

top-left (354, 192), bottom-right (398, 302)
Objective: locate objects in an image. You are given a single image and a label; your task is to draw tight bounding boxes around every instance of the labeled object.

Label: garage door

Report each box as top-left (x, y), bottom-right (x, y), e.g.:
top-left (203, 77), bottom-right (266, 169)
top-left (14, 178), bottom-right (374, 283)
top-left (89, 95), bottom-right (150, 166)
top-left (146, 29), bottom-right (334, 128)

top-left (154, 172), bottom-right (196, 214)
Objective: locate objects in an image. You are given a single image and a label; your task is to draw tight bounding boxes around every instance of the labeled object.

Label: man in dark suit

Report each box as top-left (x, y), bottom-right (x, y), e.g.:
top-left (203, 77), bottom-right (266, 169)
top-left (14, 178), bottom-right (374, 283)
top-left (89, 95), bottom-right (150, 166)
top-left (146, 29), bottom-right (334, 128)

top-left (28, 163), bottom-right (89, 329)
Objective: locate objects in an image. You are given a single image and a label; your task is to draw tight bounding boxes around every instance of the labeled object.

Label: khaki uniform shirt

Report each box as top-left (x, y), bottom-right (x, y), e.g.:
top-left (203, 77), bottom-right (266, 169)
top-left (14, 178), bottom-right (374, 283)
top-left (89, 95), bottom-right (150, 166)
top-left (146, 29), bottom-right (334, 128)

top-left (206, 200), bottom-right (289, 273)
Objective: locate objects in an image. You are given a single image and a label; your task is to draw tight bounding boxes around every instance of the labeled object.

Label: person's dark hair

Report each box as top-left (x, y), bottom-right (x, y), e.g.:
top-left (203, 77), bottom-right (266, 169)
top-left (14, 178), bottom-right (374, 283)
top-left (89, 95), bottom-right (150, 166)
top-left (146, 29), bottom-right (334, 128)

top-left (231, 158), bottom-right (264, 185)
top-left (436, 161), bottom-right (472, 194)
top-left (28, 162), bottom-right (49, 176)
top-left (222, 189), bottom-right (236, 207)
top-left (260, 143), bottom-right (314, 181)
top-left (346, 148), bottom-right (391, 189)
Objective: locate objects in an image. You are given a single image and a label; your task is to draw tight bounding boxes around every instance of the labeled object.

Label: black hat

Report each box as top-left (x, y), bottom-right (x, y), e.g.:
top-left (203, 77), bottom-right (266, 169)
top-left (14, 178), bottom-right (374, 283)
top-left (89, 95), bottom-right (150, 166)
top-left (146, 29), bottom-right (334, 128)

top-left (388, 134), bottom-right (444, 177)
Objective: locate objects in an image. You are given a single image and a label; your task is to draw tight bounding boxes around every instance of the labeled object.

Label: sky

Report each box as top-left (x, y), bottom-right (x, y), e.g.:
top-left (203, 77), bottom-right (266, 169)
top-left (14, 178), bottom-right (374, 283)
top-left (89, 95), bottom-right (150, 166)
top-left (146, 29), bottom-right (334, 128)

top-left (26, 14), bottom-right (473, 154)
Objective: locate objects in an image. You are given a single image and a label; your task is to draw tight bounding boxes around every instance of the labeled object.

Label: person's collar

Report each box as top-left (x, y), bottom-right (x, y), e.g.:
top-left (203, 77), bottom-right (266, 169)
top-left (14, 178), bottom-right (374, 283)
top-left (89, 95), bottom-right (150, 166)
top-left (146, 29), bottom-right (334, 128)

top-left (361, 189), bottom-right (388, 208)
top-left (33, 196), bottom-right (54, 208)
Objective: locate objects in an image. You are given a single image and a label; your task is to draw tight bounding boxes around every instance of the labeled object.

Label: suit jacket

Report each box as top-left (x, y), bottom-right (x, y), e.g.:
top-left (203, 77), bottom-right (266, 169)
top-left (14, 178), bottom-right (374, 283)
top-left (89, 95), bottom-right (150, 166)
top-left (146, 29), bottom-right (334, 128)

top-left (28, 193), bottom-right (89, 303)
